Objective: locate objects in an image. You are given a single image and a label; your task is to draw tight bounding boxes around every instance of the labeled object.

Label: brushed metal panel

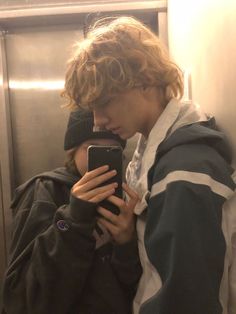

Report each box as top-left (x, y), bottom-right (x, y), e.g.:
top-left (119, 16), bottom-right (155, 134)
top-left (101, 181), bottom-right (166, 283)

top-left (0, 9), bottom-right (161, 32)
top-left (6, 25), bottom-right (84, 186)
top-left (0, 30), bottom-right (13, 264)
top-left (0, 0), bottom-right (167, 10)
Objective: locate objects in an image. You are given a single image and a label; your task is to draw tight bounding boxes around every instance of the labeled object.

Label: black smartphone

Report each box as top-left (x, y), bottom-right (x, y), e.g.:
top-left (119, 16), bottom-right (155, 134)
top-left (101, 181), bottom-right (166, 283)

top-left (87, 145), bottom-right (123, 215)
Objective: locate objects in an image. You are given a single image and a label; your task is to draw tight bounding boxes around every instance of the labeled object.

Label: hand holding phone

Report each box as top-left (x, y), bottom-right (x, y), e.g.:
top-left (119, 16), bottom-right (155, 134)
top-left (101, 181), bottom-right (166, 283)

top-left (71, 165), bottom-right (118, 204)
top-left (97, 182), bottom-right (140, 244)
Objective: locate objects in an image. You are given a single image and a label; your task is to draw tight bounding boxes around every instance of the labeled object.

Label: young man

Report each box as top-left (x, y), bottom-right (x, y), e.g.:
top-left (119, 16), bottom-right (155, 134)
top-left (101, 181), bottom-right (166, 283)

top-left (62, 16), bottom-right (236, 314)
top-left (2, 109), bottom-right (141, 314)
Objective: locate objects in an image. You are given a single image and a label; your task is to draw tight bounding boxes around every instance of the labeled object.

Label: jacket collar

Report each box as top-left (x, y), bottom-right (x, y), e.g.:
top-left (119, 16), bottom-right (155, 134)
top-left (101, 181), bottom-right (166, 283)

top-left (126, 99), bottom-right (208, 215)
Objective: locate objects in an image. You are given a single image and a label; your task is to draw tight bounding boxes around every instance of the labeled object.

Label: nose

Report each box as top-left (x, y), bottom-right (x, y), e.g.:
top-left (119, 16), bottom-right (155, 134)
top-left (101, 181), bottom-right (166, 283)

top-left (93, 109), bottom-right (109, 130)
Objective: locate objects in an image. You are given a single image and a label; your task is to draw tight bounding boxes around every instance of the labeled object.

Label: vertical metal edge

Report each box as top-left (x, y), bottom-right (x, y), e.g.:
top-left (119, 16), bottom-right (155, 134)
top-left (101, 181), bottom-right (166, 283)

top-left (0, 29), bottom-right (14, 265)
top-left (157, 11), bottom-right (168, 49)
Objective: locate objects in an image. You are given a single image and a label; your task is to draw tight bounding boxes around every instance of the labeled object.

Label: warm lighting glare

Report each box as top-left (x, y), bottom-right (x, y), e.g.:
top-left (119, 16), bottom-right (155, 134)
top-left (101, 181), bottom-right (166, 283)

top-left (183, 69), bottom-right (192, 102)
top-left (9, 80), bottom-right (65, 90)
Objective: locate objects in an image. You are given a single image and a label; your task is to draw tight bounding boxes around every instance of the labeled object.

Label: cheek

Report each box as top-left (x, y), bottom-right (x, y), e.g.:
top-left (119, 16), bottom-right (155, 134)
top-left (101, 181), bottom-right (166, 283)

top-left (74, 151), bottom-right (88, 176)
top-left (75, 160), bottom-right (87, 176)
top-left (106, 102), bottom-right (125, 119)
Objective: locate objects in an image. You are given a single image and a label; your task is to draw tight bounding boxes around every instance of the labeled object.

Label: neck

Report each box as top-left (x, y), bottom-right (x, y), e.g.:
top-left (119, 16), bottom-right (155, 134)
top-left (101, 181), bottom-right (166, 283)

top-left (142, 89), bottom-right (167, 139)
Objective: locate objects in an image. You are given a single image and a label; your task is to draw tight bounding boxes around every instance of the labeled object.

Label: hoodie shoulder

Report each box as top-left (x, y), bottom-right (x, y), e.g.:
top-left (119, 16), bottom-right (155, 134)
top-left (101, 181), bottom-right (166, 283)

top-left (160, 142), bottom-right (232, 178)
top-left (15, 167), bottom-right (78, 193)
top-left (11, 167), bottom-right (79, 212)
top-left (159, 119), bottom-right (232, 163)
top-left (149, 142), bottom-right (236, 204)
top-left (152, 120), bottom-right (235, 191)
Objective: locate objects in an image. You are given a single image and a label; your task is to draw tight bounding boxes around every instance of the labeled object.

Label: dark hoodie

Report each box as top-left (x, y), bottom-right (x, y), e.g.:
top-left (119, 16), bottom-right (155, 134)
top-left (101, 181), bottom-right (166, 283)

top-left (128, 115), bottom-right (236, 314)
top-left (2, 167), bottom-right (141, 314)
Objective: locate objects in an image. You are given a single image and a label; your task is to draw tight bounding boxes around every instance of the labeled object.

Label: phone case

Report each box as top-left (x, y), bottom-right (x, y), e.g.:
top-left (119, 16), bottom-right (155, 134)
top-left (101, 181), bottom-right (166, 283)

top-left (87, 145), bottom-right (123, 215)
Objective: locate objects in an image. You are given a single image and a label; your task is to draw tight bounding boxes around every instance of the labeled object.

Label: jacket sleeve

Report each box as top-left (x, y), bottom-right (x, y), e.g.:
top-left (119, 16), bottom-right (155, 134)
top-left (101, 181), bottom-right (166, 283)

top-left (2, 179), bottom-right (97, 314)
top-left (111, 237), bottom-right (142, 298)
top-left (224, 187), bottom-right (236, 314)
top-left (141, 174), bottom-right (231, 314)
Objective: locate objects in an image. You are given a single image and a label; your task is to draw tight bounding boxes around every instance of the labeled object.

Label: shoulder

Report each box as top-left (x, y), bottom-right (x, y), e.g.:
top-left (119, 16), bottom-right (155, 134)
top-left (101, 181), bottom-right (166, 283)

top-left (147, 143), bottom-right (235, 203)
top-left (153, 143), bottom-right (234, 187)
top-left (11, 171), bottom-right (67, 216)
top-left (159, 143), bottom-right (226, 169)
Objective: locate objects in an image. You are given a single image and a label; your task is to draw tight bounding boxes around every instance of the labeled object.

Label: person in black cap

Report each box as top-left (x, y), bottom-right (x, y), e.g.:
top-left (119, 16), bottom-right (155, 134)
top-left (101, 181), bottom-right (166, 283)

top-left (2, 109), bottom-right (141, 314)
top-left (64, 108), bottom-right (126, 176)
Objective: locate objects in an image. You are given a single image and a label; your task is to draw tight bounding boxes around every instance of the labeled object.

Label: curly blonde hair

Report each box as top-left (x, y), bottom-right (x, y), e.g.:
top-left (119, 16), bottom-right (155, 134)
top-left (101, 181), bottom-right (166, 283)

top-left (62, 16), bottom-right (183, 110)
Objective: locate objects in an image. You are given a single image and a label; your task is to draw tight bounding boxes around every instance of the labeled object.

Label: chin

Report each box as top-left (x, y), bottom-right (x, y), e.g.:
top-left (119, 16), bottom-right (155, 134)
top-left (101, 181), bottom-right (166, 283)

top-left (119, 133), bottom-right (131, 140)
top-left (125, 131), bottom-right (137, 140)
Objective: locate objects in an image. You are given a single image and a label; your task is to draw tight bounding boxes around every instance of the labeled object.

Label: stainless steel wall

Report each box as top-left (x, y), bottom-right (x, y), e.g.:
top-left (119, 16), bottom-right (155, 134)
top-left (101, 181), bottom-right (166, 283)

top-left (7, 25), bottom-right (83, 186)
top-left (0, 1), bottom-right (167, 288)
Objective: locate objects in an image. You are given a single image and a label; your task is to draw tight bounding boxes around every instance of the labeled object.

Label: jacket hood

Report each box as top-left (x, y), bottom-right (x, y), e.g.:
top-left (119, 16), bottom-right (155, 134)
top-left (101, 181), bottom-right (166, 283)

top-left (12, 167), bottom-right (79, 208)
top-left (158, 118), bottom-right (232, 164)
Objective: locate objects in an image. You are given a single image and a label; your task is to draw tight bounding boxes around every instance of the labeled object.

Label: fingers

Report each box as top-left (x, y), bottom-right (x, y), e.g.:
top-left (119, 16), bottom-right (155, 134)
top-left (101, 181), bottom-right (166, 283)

top-left (74, 169), bottom-right (117, 193)
top-left (97, 206), bottom-right (120, 236)
top-left (73, 182), bottom-right (117, 202)
top-left (89, 188), bottom-right (116, 203)
top-left (106, 195), bottom-right (125, 209)
top-left (104, 183), bottom-right (140, 214)
top-left (122, 182), bottom-right (140, 208)
top-left (122, 182), bottom-right (139, 200)
top-left (97, 206), bottom-right (118, 224)
top-left (97, 205), bottom-right (136, 244)
top-left (97, 217), bottom-right (119, 236)
top-left (71, 165), bottom-right (118, 201)
top-left (78, 165), bottom-right (109, 184)
top-left (73, 181), bottom-right (117, 198)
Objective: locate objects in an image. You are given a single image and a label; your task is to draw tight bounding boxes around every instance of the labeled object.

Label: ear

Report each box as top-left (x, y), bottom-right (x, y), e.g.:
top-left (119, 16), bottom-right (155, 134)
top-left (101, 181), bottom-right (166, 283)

top-left (139, 85), bottom-right (148, 97)
top-left (140, 85), bottom-right (152, 98)
top-left (141, 85), bottom-right (148, 92)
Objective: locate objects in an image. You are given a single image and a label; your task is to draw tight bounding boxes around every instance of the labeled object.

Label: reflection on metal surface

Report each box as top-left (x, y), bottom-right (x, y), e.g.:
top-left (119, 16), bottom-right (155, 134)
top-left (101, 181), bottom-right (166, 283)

top-left (5, 26), bottom-right (81, 187)
top-left (9, 79), bottom-right (65, 90)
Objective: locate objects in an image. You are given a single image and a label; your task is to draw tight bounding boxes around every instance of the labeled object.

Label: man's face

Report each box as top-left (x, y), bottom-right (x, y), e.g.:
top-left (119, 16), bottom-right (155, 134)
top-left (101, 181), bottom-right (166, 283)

top-left (74, 138), bottom-right (120, 176)
top-left (93, 87), bottom-right (164, 139)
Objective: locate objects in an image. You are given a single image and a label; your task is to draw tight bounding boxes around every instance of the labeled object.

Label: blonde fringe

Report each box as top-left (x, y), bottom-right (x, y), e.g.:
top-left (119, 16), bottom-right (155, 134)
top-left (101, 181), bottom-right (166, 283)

top-left (62, 16), bottom-right (183, 110)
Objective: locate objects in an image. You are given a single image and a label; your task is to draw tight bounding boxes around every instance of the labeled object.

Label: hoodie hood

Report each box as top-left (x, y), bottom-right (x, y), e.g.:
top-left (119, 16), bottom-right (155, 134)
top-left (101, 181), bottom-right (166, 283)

top-left (127, 99), bottom-right (234, 207)
top-left (158, 117), bottom-right (232, 164)
top-left (12, 167), bottom-right (79, 208)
